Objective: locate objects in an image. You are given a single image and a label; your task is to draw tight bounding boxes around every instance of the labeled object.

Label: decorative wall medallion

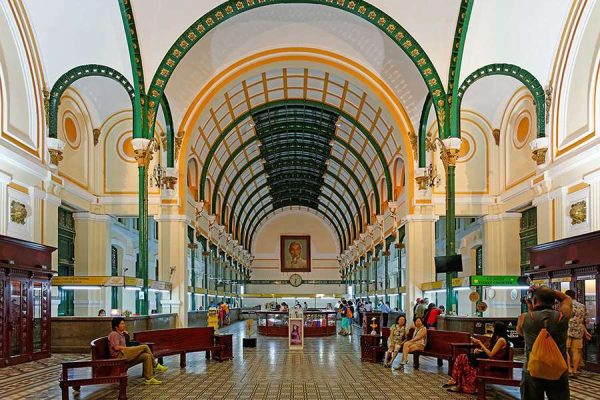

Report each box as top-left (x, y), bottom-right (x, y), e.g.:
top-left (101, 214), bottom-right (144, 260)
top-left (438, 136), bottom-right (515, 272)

top-left (569, 201), bottom-right (586, 225)
top-left (10, 201), bottom-right (28, 225)
top-left (513, 112), bottom-right (531, 150)
top-left (63, 115), bottom-right (81, 150)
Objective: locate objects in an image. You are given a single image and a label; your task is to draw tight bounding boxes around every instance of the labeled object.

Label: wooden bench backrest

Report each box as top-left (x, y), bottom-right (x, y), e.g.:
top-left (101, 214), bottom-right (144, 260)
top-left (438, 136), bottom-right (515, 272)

top-left (90, 337), bottom-right (116, 377)
top-left (424, 330), bottom-right (471, 355)
top-left (134, 327), bottom-right (216, 353)
top-left (485, 346), bottom-right (516, 379)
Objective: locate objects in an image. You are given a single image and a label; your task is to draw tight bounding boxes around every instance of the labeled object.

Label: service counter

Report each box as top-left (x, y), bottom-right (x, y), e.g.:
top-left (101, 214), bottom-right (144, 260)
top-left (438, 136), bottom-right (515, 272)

top-left (188, 308), bottom-right (241, 327)
top-left (437, 315), bottom-right (523, 348)
top-left (257, 310), bottom-right (337, 337)
top-left (51, 313), bottom-right (177, 353)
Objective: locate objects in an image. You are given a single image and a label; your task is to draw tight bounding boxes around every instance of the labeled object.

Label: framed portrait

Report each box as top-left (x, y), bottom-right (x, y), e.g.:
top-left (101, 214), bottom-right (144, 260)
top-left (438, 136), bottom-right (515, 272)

top-left (289, 318), bottom-right (304, 349)
top-left (280, 235), bottom-right (311, 272)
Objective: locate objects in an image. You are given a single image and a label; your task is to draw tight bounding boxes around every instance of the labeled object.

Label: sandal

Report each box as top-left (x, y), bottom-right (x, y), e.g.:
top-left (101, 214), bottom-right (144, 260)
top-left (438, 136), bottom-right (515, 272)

top-left (442, 381), bottom-right (456, 388)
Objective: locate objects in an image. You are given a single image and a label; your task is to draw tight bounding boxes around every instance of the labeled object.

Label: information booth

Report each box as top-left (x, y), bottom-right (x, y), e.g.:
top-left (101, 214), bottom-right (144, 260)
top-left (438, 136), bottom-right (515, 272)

top-left (0, 235), bottom-right (55, 367)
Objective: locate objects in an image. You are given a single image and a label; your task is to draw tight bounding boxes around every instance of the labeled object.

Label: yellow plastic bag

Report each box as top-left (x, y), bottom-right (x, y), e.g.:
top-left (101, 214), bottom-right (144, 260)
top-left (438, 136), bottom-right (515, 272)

top-left (528, 326), bottom-right (567, 380)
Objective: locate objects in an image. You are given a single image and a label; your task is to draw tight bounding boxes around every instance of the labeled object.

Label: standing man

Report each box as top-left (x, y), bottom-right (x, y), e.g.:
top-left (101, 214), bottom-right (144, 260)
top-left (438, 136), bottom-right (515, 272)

top-left (415, 299), bottom-right (426, 322)
top-left (108, 317), bottom-right (168, 385)
top-left (517, 287), bottom-right (572, 399)
top-left (378, 300), bottom-right (390, 327)
top-left (565, 290), bottom-right (592, 376)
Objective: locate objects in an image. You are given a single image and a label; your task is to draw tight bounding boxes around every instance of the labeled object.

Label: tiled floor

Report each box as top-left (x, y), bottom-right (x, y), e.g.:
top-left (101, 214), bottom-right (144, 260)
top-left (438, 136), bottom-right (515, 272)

top-left (1, 322), bottom-right (599, 399)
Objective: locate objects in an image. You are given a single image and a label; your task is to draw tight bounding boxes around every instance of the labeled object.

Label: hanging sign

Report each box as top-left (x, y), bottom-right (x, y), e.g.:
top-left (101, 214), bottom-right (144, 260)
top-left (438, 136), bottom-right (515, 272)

top-left (551, 277), bottom-right (572, 283)
top-left (470, 275), bottom-right (521, 287)
top-left (452, 277), bottom-right (470, 287)
top-left (421, 280), bottom-right (445, 291)
top-left (52, 276), bottom-right (125, 287)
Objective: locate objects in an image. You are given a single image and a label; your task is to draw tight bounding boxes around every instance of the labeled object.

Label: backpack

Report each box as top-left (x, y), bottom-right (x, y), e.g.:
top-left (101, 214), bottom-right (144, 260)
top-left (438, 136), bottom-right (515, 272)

top-left (527, 312), bottom-right (568, 380)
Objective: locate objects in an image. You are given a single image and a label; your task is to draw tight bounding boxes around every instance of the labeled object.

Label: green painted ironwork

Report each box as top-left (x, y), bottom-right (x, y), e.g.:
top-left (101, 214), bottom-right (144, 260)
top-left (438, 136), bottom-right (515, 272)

top-left (240, 185), bottom-right (350, 249)
top-left (118, 0), bottom-right (145, 95)
top-left (246, 199), bottom-right (346, 251)
top-left (187, 226), bottom-right (196, 310)
top-left (228, 167), bottom-right (363, 239)
top-left (456, 64), bottom-right (546, 137)
top-left (214, 135), bottom-right (380, 221)
top-left (444, 0), bottom-right (473, 312)
top-left (159, 94), bottom-right (175, 167)
top-left (418, 93), bottom-right (433, 168)
top-left (447, 0), bottom-right (474, 139)
top-left (48, 64), bottom-right (135, 138)
top-left (200, 99), bottom-right (392, 207)
top-left (222, 154), bottom-right (372, 231)
top-left (138, 165), bottom-right (149, 315)
top-left (144, 0), bottom-right (449, 140)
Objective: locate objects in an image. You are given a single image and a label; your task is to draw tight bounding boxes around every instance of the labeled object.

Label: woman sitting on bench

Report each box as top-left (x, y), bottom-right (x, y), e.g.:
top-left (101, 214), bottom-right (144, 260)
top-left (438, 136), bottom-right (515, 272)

top-left (108, 317), bottom-right (168, 385)
top-left (383, 315), bottom-right (407, 367)
top-left (444, 321), bottom-right (508, 394)
top-left (397, 317), bottom-right (427, 368)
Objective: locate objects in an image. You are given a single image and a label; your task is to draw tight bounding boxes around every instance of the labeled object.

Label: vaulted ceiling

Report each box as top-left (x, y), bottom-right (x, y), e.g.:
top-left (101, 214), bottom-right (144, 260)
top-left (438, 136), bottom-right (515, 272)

top-left (20, 0), bottom-right (575, 253)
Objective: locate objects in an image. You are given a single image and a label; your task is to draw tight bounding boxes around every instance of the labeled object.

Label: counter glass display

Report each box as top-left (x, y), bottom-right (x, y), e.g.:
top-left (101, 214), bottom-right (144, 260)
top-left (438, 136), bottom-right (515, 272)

top-left (257, 310), bottom-right (336, 337)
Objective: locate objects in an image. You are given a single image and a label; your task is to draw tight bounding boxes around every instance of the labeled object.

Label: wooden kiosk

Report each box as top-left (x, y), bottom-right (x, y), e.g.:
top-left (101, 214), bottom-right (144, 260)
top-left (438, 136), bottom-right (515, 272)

top-left (0, 235), bottom-right (56, 367)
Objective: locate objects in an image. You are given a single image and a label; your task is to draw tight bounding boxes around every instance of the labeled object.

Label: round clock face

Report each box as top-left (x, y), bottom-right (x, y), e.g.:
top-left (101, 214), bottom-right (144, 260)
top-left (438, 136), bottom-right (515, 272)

top-left (289, 274), bottom-right (303, 287)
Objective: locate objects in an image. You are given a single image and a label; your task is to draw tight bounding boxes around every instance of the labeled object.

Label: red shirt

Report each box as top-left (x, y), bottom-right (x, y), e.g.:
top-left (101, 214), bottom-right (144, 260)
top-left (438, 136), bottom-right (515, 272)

top-left (426, 308), bottom-right (441, 325)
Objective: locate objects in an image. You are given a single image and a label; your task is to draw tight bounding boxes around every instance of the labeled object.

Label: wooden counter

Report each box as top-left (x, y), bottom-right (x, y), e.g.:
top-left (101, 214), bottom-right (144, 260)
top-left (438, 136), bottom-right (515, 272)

top-left (257, 310), bottom-right (336, 337)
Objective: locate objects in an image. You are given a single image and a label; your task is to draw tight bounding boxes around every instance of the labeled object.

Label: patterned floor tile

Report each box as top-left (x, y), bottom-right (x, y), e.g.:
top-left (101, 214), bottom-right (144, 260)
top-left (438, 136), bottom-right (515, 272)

top-left (1, 321), bottom-right (599, 399)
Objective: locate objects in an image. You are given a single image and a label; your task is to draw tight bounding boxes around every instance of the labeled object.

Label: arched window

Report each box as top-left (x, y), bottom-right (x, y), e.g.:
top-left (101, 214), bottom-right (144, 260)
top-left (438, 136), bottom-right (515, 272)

top-left (380, 177), bottom-right (388, 212)
top-left (186, 158), bottom-right (199, 201)
top-left (393, 158), bottom-right (405, 199)
top-left (205, 179), bottom-right (212, 211)
top-left (369, 193), bottom-right (375, 223)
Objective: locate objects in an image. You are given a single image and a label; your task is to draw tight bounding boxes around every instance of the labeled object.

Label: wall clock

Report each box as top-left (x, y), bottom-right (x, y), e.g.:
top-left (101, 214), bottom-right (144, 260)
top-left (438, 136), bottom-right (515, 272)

top-left (289, 274), bottom-right (303, 287)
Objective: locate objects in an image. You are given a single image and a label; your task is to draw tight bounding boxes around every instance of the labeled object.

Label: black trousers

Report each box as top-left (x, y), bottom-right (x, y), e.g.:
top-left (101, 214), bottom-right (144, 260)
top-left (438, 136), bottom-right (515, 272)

top-left (521, 371), bottom-right (569, 400)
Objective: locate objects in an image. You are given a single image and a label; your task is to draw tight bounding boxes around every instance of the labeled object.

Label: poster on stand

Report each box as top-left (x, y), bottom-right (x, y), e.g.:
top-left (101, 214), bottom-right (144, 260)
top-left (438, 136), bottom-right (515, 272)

top-left (289, 318), bottom-right (304, 350)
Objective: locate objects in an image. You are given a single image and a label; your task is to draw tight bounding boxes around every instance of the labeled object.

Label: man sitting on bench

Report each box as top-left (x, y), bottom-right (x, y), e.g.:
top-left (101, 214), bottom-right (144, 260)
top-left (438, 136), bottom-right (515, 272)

top-left (108, 317), bottom-right (168, 385)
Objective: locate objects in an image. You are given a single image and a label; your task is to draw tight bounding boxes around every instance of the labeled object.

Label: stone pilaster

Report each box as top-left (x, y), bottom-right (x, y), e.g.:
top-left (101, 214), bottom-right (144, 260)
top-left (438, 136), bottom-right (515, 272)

top-left (404, 211), bottom-right (438, 321)
top-left (584, 170), bottom-right (600, 231)
top-left (155, 212), bottom-right (190, 328)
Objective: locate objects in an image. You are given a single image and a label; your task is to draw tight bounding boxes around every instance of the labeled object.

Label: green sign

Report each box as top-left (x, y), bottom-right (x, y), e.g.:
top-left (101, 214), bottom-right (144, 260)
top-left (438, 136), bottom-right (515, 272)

top-left (470, 275), bottom-right (521, 286)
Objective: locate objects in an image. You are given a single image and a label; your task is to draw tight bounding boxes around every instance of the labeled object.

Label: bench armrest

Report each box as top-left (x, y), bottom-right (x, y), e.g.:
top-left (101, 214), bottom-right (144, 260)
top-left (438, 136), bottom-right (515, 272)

top-left (477, 359), bottom-right (524, 371)
top-left (61, 359), bottom-right (127, 381)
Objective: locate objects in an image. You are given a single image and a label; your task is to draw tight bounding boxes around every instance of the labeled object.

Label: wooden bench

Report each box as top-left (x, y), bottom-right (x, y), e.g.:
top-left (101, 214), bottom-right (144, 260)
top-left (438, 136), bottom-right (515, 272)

top-left (476, 350), bottom-right (522, 400)
top-left (412, 329), bottom-right (471, 373)
top-left (134, 327), bottom-right (232, 367)
top-left (59, 358), bottom-right (128, 400)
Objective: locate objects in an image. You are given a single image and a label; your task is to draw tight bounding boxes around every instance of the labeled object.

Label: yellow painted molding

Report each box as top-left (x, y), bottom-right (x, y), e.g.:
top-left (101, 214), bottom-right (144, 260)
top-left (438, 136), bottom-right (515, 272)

top-left (8, 182), bottom-right (29, 194)
top-left (567, 182), bottom-right (589, 194)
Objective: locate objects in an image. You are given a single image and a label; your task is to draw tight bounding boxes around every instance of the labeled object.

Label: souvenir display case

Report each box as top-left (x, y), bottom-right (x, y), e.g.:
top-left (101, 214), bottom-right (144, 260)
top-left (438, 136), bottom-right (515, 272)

top-left (257, 311), bottom-right (289, 336)
top-left (304, 311), bottom-right (336, 336)
top-left (257, 310), bottom-right (337, 337)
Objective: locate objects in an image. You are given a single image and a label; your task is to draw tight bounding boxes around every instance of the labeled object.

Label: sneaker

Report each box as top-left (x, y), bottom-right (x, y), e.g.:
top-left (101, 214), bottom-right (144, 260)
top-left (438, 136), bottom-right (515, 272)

top-left (144, 377), bottom-right (162, 385)
top-left (154, 364), bottom-right (168, 373)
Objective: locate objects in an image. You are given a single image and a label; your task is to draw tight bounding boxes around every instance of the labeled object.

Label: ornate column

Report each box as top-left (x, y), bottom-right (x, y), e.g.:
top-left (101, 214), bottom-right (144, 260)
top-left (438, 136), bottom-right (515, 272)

top-left (441, 137), bottom-right (462, 314)
top-left (132, 137), bottom-right (153, 315)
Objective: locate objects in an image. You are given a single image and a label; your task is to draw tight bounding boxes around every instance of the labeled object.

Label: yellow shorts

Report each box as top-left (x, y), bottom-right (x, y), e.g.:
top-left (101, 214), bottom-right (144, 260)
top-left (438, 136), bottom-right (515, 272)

top-left (567, 336), bottom-right (583, 350)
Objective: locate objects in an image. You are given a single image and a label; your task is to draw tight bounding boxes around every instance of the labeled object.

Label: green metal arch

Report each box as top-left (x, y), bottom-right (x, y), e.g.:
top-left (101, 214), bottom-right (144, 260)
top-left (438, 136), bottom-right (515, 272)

top-left (248, 203), bottom-right (345, 252)
top-left (456, 64), bottom-right (545, 138)
top-left (239, 189), bottom-right (347, 250)
top-left (159, 94), bottom-right (175, 167)
top-left (48, 64), bottom-right (135, 138)
top-left (212, 132), bottom-right (380, 216)
top-left (200, 99), bottom-right (392, 203)
top-left (145, 0), bottom-right (449, 139)
top-left (236, 180), bottom-right (355, 247)
top-left (226, 164), bottom-right (367, 234)
top-left (245, 196), bottom-right (347, 251)
top-left (418, 93), bottom-right (433, 168)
